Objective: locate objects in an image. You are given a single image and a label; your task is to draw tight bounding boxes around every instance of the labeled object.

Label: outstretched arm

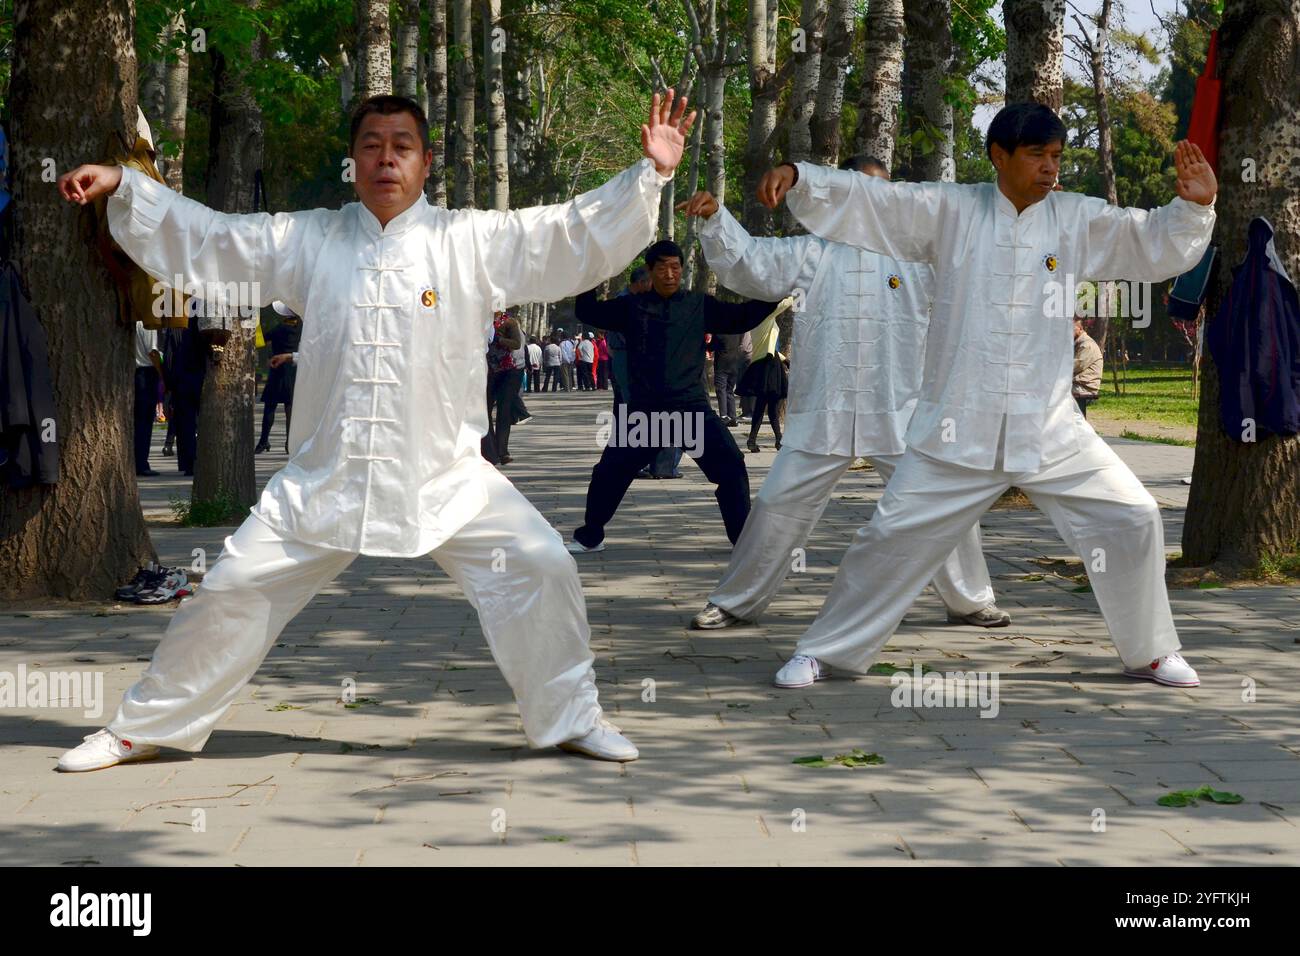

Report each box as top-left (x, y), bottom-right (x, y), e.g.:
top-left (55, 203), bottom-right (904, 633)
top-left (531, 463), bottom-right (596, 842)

top-left (704, 295), bottom-right (786, 335)
top-left (60, 163), bottom-right (333, 316)
top-left (475, 90), bottom-right (697, 312)
top-left (683, 192), bottom-right (819, 301)
top-left (1082, 141), bottom-right (1218, 281)
top-left (760, 162), bottom-right (947, 265)
top-left (574, 290), bottom-right (635, 333)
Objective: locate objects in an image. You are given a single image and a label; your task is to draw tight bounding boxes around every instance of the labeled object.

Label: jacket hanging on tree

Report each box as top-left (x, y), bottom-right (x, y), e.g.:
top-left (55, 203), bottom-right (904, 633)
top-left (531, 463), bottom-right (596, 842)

top-left (0, 261), bottom-right (60, 487)
top-left (1207, 217), bottom-right (1300, 440)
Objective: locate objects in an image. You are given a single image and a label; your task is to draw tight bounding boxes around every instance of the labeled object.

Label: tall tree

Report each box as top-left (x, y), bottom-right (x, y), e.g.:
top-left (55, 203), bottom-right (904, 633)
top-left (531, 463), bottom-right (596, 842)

top-left (452, 0), bottom-right (476, 207)
top-left (902, 0), bottom-right (955, 182)
top-left (483, 0), bottom-right (509, 210)
top-left (684, 0), bottom-right (736, 290)
top-left (192, 1), bottom-right (266, 515)
top-left (1003, 0), bottom-right (1065, 110)
top-left (809, 0), bottom-right (854, 167)
top-left (355, 0), bottom-right (393, 102)
top-left (427, 0), bottom-right (449, 206)
top-left (162, 10), bottom-right (190, 192)
top-left (1070, 0), bottom-right (1117, 204)
top-left (742, 0), bottom-right (782, 234)
top-left (853, 0), bottom-right (905, 169)
top-left (1, 0), bottom-right (155, 600)
top-left (1183, 0), bottom-right (1300, 570)
top-left (786, 0), bottom-right (826, 166)
top-left (396, 0), bottom-right (422, 98)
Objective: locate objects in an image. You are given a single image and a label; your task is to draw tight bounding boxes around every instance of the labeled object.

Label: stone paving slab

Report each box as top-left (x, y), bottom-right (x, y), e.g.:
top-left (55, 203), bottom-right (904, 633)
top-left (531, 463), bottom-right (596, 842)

top-left (2, 393), bottom-right (1297, 865)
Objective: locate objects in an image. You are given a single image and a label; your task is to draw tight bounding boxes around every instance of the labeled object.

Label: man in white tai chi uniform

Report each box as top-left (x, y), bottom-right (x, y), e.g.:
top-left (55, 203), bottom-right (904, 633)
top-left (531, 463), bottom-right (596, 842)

top-left (754, 103), bottom-right (1217, 690)
top-left (678, 157), bottom-right (1011, 654)
top-left (55, 90), bottom-right (697, 770)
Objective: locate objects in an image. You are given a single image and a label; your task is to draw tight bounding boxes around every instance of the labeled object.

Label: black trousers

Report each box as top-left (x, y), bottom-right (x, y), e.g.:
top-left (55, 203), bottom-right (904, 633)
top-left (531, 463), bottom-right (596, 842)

top-left (577, 360), bottom-right (594, 390)
top-left (171, 389), bottom-right (200, 473)
top-left (491, 368), bottom-right (524, 459)
top-left (596, 361), bottom-right (610, 389)
top-left (574, 406), bottom-right (750, 547)
top-left (543, 365), bottom-right (562, 391)
top-left (259, 400), bottom-right (292, 446)
top-left (527, 365), bottom-right (542, 393)
top-left (1075, 396), bottom-right (1093, 418)
top-left (133, 366), bottom-right (159, 472)
top-left (748, 394), bottom-right (783, 445)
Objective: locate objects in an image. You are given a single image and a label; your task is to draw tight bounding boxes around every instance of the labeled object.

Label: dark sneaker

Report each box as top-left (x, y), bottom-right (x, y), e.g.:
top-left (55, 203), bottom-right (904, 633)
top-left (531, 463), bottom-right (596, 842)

top-left (115, 565), bottom-right (160, 600)
top-left (134, 568), bottom-right (189, 605)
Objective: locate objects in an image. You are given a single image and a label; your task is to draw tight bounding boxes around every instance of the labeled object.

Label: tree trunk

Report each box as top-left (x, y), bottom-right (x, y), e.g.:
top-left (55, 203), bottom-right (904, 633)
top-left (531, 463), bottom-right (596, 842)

top-left (482, 0), bottom-right (509, 211)
top-left (193, 21), bottom-right (265, 516)
top-left (1183, 0), bottom-right (1300, 570)
top-left (163, 11), bottom-right (189, 192)
top-left (0, 0), bottom-right (155, 601)
top-left (396, 0), bottom-right (421, 99)
top-left (742, 0), bottom-right (780, 234)
top-left (809, 0), bottom-right (854, 167)
top-left (1077, 1), bottom-right (1117, 205)
top-left (1003, 0), bottom-right (1065, 111)
top-left (854, 0), bottom-right (904, 169)
top-left (902, 0), bottom-right (954, 182)
top-left (354, 0), bottom-right (393, 102)
top-left (787, 0), bottom-right (825, 166)
top-left (453, 0), bottom-right (476, 207)
top-left (427, 0), bottom-right (449, 206)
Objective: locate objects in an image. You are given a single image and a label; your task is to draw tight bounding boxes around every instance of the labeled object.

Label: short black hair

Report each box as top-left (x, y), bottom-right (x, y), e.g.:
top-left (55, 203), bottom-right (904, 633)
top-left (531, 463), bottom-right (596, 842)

top-left (839, 154), bottom-right (889, 175)
top-left (985, 102), bottom-right (1067, 160)
top-left (349, 95), bottom-right (432, 154)
top-left (645, 239), bottom-right (684, 268)
top-left (630, 266), bottom-right (649, 284)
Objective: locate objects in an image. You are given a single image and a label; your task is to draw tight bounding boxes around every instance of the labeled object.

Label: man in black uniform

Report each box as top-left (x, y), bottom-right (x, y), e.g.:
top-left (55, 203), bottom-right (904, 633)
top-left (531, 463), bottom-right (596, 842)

top-left (566, 239), bottom-right (780, 553)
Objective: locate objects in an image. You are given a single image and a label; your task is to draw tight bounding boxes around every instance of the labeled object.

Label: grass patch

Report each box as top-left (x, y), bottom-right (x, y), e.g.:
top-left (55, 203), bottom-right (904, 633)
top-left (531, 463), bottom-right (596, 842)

top-left (169, 492), bottom-right (243, 527)
top-left (1119, 429), bottom-right (1196, 447)
top-left (1089, 365), bottom-right (1198, 428)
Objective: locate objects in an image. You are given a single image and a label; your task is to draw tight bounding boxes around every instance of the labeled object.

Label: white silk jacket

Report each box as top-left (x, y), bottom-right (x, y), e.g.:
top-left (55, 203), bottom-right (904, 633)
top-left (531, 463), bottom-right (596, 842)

top-left (699, 204), bottom-right (934, 458)
top-left (786, 163), bottom-right (1215, 472)
top-left (109, 160), bottom-right (669, 555)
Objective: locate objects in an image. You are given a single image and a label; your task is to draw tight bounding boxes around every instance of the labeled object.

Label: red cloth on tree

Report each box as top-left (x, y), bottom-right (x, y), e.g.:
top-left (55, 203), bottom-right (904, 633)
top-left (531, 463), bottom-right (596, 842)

top-left (1186, 29), bottom-right (1222, 173)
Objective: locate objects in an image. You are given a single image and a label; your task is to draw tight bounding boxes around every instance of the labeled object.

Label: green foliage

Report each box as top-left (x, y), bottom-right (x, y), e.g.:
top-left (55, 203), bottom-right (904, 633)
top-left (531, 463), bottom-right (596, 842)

top-left (1157, 785), bottom-right (1243, 807)
top-left (169, 491), bottom-right (243, 526)
top-left (794, 749), bottom-right (885, 768)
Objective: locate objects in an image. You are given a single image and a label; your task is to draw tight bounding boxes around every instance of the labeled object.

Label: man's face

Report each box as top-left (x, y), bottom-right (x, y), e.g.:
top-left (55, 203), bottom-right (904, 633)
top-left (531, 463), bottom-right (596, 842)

top-left (650, 256), bottom-right (682, 297)
top-left (351, 111), bottom-right (432, 225)
top-left (631, 276), bottom-right (653, 294)
top-left (1074, 319), bottom-right (1085, 339)
top-left (992, 140), bottom-right (1062, 209)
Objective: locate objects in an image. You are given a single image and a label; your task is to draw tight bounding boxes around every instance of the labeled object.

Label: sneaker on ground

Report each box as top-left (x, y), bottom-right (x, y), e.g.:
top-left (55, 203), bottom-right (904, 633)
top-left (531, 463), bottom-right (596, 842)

top-left (691, 602), bottom-right (750, 630)
top-left (565, 538), bottom-right (605, 554)
top-left (946, 604), bottom-right (1012, 628)
top-left (518, 416), bottom-right (534, 424)
top-left (1123, 652), bottom-right (1200, 687)
top-left (134, 568), bottom-right (189, 605)
top-left (557, 717), bottom-right (639, 761)
top-left (774, 653), bottom-right (831, 689)
top-left (114, 564), bottom-right (160, 600)
top-left (57, 728), bottom-right (160, 773)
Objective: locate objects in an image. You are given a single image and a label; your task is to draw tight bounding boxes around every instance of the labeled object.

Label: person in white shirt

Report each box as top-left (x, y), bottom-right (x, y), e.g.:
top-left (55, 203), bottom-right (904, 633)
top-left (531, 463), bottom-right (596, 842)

top-left (754, 103), bottom-right (1218, 691)
top-left (526, 338), bottom-right (543, 393)
top-left (577, 333), bottom-right (595, 390)
top-left (543, 337), bottom-right (564, 391)
top-left (132, 321), bottom-right (162, 477)
top-left (560, 333), bottom-right (577, 391)
top-left (55, 89), bottom-right (697, 771)
top-left (680, 156), bottom-right (1008, 636)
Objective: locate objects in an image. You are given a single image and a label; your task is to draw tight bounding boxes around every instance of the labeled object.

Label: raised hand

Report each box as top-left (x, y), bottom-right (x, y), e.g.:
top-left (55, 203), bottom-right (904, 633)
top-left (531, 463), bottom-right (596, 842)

top-left (674, 191), bottom-right (719, 219)
top-left (58, 164), bottom-right (124, 205)
top-left (641, 88), bottom-right (697, 177)
top-left (756, 165), bottom-right (796, 210)
top-left (1174, 140), bottom-right (1217, 206)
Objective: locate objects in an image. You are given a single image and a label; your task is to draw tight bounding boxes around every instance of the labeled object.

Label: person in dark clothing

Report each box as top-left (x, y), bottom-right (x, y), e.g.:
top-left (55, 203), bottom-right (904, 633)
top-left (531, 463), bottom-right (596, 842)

top-left (710, 331), bottom-right (744, 426)
top-left (132, 321), bottom-right (162, 476)
top-left (488, 310), bottom-right (524, 465)
top-left (162, 312), bottom-right (206, 476)
top-left (256, 306), bottom-right (301, 454)
top-left (566, 239), bottom-right (780, 552)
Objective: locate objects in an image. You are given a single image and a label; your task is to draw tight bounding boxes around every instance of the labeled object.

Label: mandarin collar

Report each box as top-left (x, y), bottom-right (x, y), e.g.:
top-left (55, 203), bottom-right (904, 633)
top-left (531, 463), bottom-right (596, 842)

top-left (357, 192), bottom-right (429, 237)
top-left (993, 181), bottom-right (1048, 221)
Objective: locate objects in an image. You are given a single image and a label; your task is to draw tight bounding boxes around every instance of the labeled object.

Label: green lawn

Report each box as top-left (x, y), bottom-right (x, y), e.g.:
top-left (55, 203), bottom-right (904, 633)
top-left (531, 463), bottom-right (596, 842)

top-left (1088, 364), bottom-right (1199, 429)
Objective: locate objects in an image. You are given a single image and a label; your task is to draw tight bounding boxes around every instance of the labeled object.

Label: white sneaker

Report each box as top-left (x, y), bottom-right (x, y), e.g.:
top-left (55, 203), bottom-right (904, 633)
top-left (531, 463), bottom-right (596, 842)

top-left (565, 538), bottom-right (605, 554)
top-left (946, 604), bottom-right (1011, 628)
top-left (1123, 652), bottom-right (1200, 687)
top-left (774, 654), bottom-right (831, 689)
top-left (690, 602), bottom-right (749, 630)
top-left (57, 728), bottom-right (160, 773)
top-left (557, 717), bottom-right (639, 762)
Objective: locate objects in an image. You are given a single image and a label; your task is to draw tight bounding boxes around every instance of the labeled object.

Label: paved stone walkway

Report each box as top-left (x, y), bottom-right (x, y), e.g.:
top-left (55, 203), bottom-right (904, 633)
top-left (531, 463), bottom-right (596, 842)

top-left (2, 391), bottom-right (1296, 865)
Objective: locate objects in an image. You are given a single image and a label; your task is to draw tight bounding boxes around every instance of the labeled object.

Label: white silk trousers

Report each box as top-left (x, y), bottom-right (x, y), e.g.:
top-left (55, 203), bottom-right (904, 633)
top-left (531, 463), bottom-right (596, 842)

top-left (709, 447), bottom-right (996, 621)
top-left (108, 462), bottom-right (602, 751)
top-left (794, 430), bottom-right (1180, 672)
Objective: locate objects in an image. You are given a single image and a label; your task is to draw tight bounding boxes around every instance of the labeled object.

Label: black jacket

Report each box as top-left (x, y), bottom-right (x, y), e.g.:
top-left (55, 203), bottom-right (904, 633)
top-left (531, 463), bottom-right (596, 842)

top-left (0, 261), bottom-right (59, 488)
top-left (576, 288), bottom-right (777, 409)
